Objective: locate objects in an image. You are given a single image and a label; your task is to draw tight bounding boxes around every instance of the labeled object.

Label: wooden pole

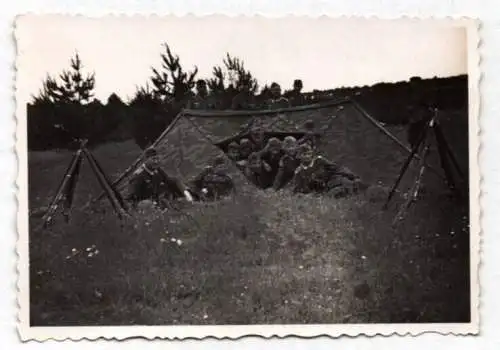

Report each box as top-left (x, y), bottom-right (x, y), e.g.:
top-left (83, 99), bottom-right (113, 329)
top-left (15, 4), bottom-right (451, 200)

top-left (82, 148), bottom-right (129, 218)
top-left (350, 99), bottom-right (445, 180)
top-left (41, 149), bottom-right (84, 226)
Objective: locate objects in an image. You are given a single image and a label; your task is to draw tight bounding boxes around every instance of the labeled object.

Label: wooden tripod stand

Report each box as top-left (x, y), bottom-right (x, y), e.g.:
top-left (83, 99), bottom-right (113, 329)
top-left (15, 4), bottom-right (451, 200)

top-left (40, 139), bottom-right (129, 229)
top-left (383, 109), bottom-right (465, 225)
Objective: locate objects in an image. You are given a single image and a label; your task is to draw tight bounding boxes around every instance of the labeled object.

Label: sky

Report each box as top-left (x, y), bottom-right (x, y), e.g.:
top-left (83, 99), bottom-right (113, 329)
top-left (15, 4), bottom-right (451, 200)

top-left (15, 15), bottom-right (469, 104)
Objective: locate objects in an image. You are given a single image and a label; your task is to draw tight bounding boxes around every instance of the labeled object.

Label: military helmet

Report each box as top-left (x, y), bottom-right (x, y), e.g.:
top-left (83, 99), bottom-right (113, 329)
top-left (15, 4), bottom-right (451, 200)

top-left (297, 143), bottom-right (312, 155)
top-left (228, 141), bottom-right (239, 150)
top-left (283, 135), bottom-right (297, 144)
top-left (213, 154), bottom-right (226, 166)
top-left (240, 138), bottom-right (251, 147)
top-left (267, 137), bottom-right (281, 147)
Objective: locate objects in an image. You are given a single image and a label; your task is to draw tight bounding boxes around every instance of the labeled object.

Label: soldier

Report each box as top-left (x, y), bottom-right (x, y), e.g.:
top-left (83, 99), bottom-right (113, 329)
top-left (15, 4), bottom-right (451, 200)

top-left (231, 82), bottom-right (256, 110)
top-left (291, 144), bottom-right (363, 198)
top-left (258, 137), bottom-right (284, 180)
top-left (248, 128), bottom-right (267, 152)
top-left (243, 152), bottom-right (274, 189)
top-left (297, 119), bottom-right (319, 150)
top-left (189, 155), bottom-right (234, 201)
top-left (272, 136), bottom-right (300, 190)
top-left (266, 82), bottom-right (291, 109)
top-left (226, 141), bottom-right (241, 162)
top-left (238, 138), bottom-right (253, 160)
top-left (187, 79), bottom-right (211, 109)
top-left (285, 79), bottom-right (305, 107)
top-left (406, 77), bottom-right (433, 150)
top-left (126, 147), bottom-right (193, 209)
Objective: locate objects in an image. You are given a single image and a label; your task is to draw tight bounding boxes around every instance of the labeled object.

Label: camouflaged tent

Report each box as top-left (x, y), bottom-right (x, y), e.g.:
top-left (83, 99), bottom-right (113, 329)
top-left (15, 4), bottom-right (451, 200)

top-left (101, 97), bottom-right (435, 201)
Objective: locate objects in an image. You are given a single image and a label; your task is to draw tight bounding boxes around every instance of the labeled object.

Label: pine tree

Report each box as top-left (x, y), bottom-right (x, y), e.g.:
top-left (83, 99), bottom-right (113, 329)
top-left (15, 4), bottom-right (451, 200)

top-left (149, 43), bottom-right (198, 105)
top-left (208, 53), bottom-right (259, 94)
top-left (32, 52), bottom-right (96, 105)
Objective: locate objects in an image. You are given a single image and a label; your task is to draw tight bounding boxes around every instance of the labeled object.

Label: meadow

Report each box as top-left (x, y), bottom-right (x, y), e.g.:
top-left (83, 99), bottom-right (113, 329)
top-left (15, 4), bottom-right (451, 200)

top-left (27, 108), bottom-right (471, 326)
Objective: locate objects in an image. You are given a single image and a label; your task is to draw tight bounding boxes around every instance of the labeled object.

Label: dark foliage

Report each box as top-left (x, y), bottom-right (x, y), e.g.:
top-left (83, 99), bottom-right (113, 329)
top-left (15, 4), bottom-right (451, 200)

top-left (28, 48), bottom-right (468, 153)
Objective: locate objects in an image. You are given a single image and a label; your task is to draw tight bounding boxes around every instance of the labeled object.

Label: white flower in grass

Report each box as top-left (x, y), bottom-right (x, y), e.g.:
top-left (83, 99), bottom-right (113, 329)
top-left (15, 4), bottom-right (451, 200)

top-left (160, 238), bottom-right (167, 243)
top-left (176, 239), bottom-right (183, 246)
top-left (170, 237), bottom-right (177, 243)
top-left (203, 314), bottom-right (208, 319)
top-left (86, 247), bottom-right (92, 252)
top-left (71, 248), bottom-right (77, 253)
top-left (88, 252), bottom-right (94, 258)
top-left (94, 250), bottom-right (99, 255)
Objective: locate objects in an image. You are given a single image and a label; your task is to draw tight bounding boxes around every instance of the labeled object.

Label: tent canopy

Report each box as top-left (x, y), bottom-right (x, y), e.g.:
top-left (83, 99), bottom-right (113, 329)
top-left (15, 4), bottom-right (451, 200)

top-left (104, 97), bottom-right (428, 200)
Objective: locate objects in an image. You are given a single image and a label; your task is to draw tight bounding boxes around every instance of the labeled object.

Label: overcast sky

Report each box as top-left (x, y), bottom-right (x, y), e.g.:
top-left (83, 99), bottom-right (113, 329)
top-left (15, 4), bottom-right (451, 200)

top-left (16, 15), bottom-right (468, 103)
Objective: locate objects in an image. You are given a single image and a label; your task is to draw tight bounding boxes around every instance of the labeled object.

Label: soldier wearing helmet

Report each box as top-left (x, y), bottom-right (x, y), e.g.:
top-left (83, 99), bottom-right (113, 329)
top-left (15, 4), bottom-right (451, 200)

top-left (243, 151), bottom-right (274, 189)
top-left (285, 79), bottom-right (305, 107)
top-left (126, 147), bottom-right (193, 208)
top-left (227, 141), bottom-right (241, 162)
top-left (258, 137), bottom-right (284, 181)
top-left (238, 138), bottom-right (253, 160)
top-left (291, 144), bottom-right (363, 197)
top-left (187, 79), bottom-right (213, 109)
top-left (266, 82), bottom-right (291, 109)
top-left (272, 136), bottom-right (300, 190)
top-left (189, 154), bottom-right (234, 201)
top-left (297, 119), bottom-right (319, 150)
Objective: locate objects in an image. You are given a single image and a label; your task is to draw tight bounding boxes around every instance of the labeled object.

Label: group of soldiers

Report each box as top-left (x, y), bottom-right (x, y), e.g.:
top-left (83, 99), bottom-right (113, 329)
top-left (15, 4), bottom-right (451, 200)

top-left (187, 79), bottom-right (306, 111)
top-left (125, 120), bottom-right (366, 210)
top-left (221, 123), bottom-right (365, 196)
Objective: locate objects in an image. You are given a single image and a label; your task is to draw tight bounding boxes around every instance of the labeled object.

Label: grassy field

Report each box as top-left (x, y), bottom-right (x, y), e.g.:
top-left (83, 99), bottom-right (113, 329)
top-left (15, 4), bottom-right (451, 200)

top-left (27, 110), bottom-right (471, 326)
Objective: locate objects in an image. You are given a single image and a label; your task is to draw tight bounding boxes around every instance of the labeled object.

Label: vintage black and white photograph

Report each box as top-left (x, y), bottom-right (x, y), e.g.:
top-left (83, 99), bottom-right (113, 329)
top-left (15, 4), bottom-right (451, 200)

top-left (16, 15), bottom-right (480, 340)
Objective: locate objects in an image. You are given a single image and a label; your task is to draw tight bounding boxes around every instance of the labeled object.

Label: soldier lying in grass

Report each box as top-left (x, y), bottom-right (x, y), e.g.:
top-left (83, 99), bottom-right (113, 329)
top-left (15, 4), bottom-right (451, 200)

top-left (189, 155), bottom-right (235, 201)
top-left (126, 147), bottom-right (193, 209)
top-left (291, 144), bottom-right (365, 198)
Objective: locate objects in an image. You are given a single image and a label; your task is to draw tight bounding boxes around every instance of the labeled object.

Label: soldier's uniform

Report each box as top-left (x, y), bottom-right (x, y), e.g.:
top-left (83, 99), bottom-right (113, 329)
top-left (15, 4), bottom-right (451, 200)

top-left (189, 156), bottom-right (234, 201)
top-left (244, 152), bottom-right (274, 189)
top-left (238, 138), bottom-right (254, 160)
top-left (284, 79), bottom-right (305, 107)
top-left (266, 97), bottom-right (291, 109)
top-left (291, 144), bottom-right (363, 197)
top-left (406, 78), bottom-right (433, 150)
top-left (187, 80), bottom-right (214, 110)
top-left (187, 94), bottom-right (211, 109)
top-left (227, 141), bottom-right (241, 162)
top-left (126, 148), bottom-right (193, 208)
top-left (248, 129), bottom-right (267, 153)
top-left (272, 136), bottom-right (299, 190)
top-left (258, 137), bottom-right (284, 182)
top-left (231, 91), bottom-right (256, 110)
top-left (298, 119), bottom-right (320, 150)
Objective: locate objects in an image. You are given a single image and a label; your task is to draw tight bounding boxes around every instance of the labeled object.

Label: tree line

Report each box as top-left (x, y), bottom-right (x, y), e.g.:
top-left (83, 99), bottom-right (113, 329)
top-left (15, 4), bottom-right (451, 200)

top-left (27, 43), bottom-right (468, 151)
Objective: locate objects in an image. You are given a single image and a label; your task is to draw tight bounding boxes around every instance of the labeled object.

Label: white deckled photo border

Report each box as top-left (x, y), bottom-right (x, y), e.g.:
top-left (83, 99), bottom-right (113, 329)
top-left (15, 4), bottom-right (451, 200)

top-left (14, 14), bottom-right (482, 341)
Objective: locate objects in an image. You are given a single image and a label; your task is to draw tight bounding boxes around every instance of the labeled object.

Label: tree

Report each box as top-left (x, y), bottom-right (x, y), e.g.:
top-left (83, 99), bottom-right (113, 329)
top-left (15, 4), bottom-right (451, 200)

top-left (208, 53), bottom-right (259, 95)
top-left (32, 52), bottom-right (96, 105)
top-left (149, 43), bottom-right (198, 105)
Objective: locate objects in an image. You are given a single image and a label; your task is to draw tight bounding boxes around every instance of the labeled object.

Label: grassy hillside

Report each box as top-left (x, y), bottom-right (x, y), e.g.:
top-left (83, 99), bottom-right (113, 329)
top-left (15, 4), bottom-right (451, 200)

top-left (28, 105), bottom-right (470, 325)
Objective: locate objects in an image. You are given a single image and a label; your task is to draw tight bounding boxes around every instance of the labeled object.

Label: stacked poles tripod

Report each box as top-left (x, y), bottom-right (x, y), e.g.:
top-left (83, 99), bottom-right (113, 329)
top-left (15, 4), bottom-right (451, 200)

top-left (40, 139), bottom-right (129, 229)
top-left (383, 108), bottom-right (465, 225)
